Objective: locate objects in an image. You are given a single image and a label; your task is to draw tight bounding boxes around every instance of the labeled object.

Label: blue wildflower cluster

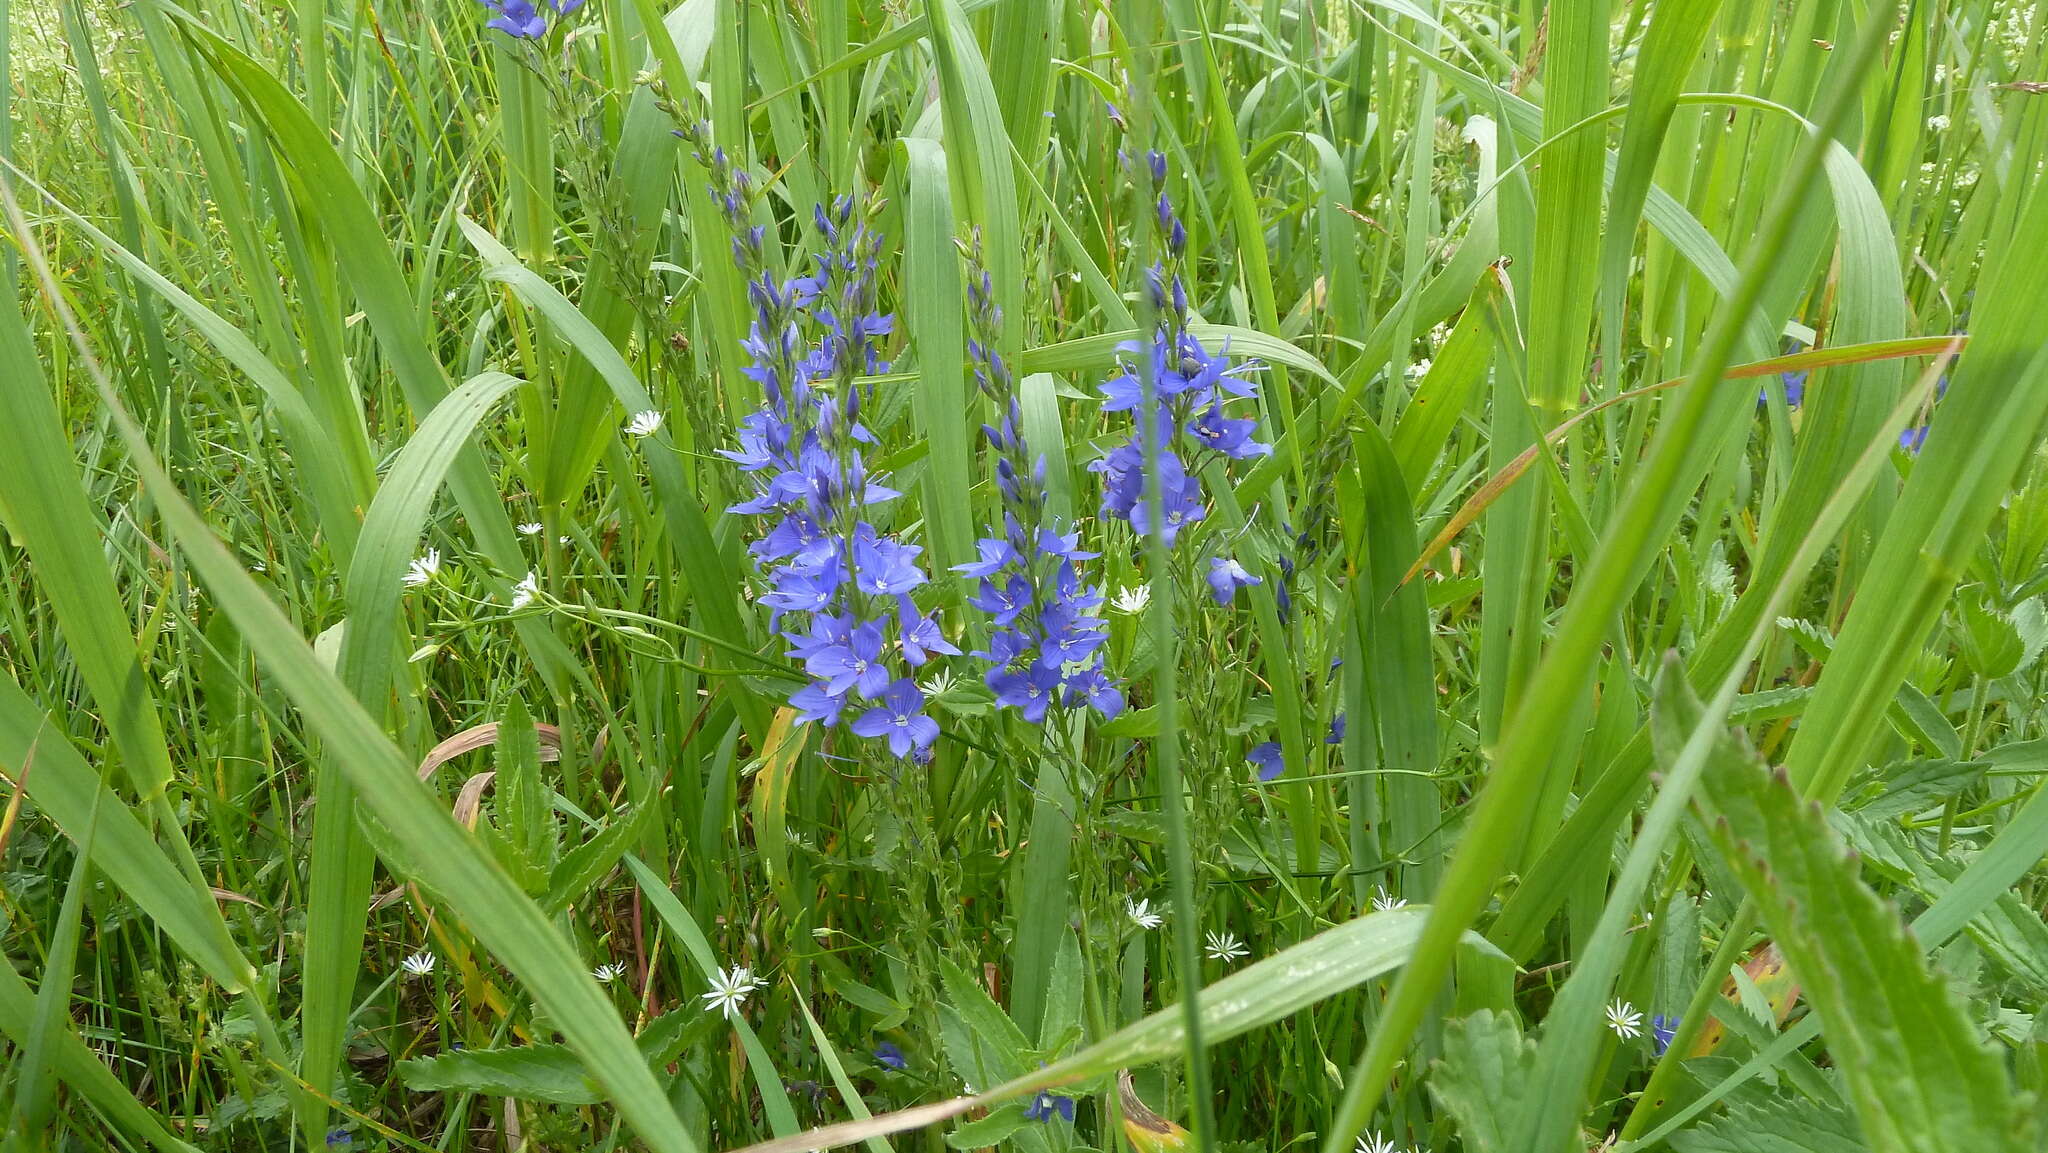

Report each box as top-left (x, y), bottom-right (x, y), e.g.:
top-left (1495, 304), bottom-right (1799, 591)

top-left (955, 244), bottom-right (1123, 722)
top-left (701, 143), bottom-right (953, 758)
top-left (478, 0), bottom-right (580, 38)
top-left (1090, 152), bottom-right (1271, 547)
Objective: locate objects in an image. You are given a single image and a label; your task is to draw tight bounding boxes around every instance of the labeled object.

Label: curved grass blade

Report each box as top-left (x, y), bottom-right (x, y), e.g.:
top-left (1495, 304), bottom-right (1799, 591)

top-left (6, 192), bottom-right (699, 1153)
top-left (0, 959), bottom-right (204, 1153)
top-left (302, 372), bottom-right (526, 1129)
top-left (460, 217), bottom-right (770, 737)
top-left (1399, 336), bottom-right (1970, 587)
top-left (726, 907), bottom-right (1504, 1153)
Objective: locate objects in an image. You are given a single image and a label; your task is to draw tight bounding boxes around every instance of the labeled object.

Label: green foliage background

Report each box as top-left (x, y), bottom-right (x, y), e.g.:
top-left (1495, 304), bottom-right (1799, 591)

top-left (1, 0), bottom-right (2046, 1151)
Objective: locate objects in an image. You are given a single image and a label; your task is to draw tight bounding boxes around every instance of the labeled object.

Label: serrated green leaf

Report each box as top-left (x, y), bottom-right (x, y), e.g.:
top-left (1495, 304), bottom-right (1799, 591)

top-left (1678, 675), bottom-right (2024, 1152)
top-left (1665, 1099), bottom-right (1864, 1153)
top-left (1426, 1011), bottom-right (1537, 1153)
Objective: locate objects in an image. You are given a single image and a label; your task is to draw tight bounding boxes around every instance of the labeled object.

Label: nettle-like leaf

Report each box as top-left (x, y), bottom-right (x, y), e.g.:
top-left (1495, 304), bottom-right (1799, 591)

top-left (1833, 811), bottom-right (2048, 997)
top-left (1774, 616), bottom-right (1836, 662)
top-left (1425, 1010), bottom-right (1536, 1153)
top-left (1840, 758), bottom-right (1986, 821)
top-left (1669, 677), bottom-right (2028, 1152)
top-left (1666, 1098), bottom-right (1864, 1153)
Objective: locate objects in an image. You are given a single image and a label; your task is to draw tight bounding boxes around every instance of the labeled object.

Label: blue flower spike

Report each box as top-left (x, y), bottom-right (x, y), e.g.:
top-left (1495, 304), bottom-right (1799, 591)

top-left (1089, 153), bottom-right (1268, 550)
top-left (954, 236), bottom-right (1122, 723)
top-left (700, 165), bottom-right (945, 758)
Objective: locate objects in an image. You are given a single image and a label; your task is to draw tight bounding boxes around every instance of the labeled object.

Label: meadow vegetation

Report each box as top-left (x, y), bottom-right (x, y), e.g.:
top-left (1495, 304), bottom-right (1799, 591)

top-left (2, 0), bottom-right (2047, 1151)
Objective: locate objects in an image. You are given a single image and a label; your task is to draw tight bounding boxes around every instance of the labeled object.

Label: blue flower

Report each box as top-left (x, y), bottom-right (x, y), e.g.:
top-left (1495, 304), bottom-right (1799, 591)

top-left (954, 238), bottom-right (1122, 722)
top-left (480, 0), bottom-right (548, 37)
top-left (1650, 1013), bottom-right (1678, 1056)
top-left (1327, 714), bottom-right (1346, 744)
top-left (1900, 425), bottom-right (1929, 453)
top-left (1761, 371), bottom-right (1806, 408)
top-left (897, 599), bottom-right (960, 666)
top-left (1189, 402), bottom-right (1271, 459)
top-left (804, 620), bottom-right (892, 699)
top-left (705, 179), bottom-right (945, 757)
top-left (1248, 742), bottom-right (1284, 782)
top-left (850, 679), bottom-right (941, 758)
top-left (874, 1041), bottom-right (907, 1071)
top-left (789, 681), bottom-right (850, 727)
top-left (1023, 1091), bottom-right (1075, 1123)
top-left (1090, 159), bottom-right (1267, 550)
top-left (325, 1130), bottom-right (353, 1149)
top-left (990, 664), bottom-right (1063, 724)
top-left (956, 537), bottom-right (1018, 578)
top-left (853, 528), bottom-right (928, 596)
top-left (1206, 557), bottom-right (1262, 605)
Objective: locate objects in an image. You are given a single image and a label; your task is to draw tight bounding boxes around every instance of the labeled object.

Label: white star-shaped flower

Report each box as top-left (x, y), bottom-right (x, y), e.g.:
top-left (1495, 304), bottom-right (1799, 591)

top-left (593, 961), bottom-right (627, 983)
top-left (1355, 1132), bottom-right (1400, 1153)
top-left (1110, 584), bottom-right (1152, 615)
top-left (517, 522), bottom-right (544, 536)
top-left (702, 965), bottom-right (764, 1020)
top-left (1606, 998), bottom-right (1644, 1040)
top-left (508, 571), bottom-right (540, 611)
top-left (1126, 898), bottom-right (1164, 930)
top-left (1372, 887), bottom-right (1407, 912)
top-left (403, 548), bottom-right (441, 588)
top-left (401, 951), bottom-right (437, 977)
top-left (1203, 931), bottom-right (1247, 961)
top-left (625, 410), bottom-right (665, 438)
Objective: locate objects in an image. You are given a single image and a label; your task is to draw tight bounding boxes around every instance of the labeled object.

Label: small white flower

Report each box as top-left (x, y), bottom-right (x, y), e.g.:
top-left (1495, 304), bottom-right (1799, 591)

top-left (1926, 113), bottom-right (1951, 132)
top-left (403, 548), bottom-right (441, 588)
top-left (702, 964), bottom-right (764, 1020)
top-left (508, 571), bottom-right (540, 611)
top-left (1372, 887), bottom-right (1408, 912)
top-left (1405, 357), bottom-right (1433, 379)
top-left (557, 535), bottom-right (572, 546)
top-left (1606, 998), bottom-right (1644, 1040)
top-left (1203, 931), bottom-right (1247, 961)
top-left (1126, 898), bottom-right (1164, 930)
top-left (593, 961), bottom-right (628, 983)
top-left (1356, 1132), bottom-right (1401, 1153)
top-left (401, 951), bottom-right (437, 977)
top-left (1110, 584), bottom-right (1152, 615)
top-left (625, 410), bottom-right (665, 438)
top-left (919, 668), bottom-right (958, 699)
top-left (518, 522), bottom-right (544, 536)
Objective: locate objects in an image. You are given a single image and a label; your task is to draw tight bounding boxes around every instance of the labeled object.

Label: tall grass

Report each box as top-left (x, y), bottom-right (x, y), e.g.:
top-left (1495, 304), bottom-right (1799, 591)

top-left (2, 1), bottom-right (2046, 1152)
